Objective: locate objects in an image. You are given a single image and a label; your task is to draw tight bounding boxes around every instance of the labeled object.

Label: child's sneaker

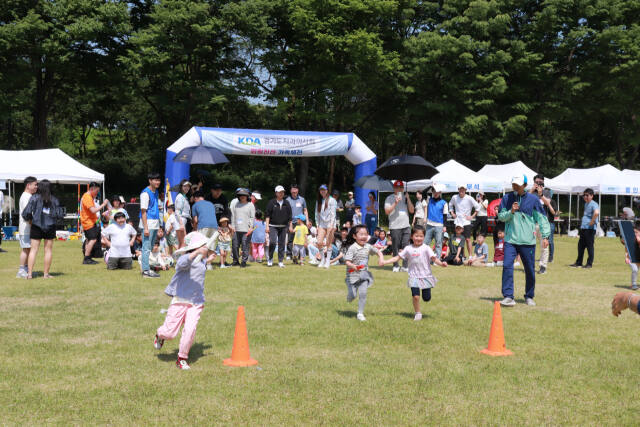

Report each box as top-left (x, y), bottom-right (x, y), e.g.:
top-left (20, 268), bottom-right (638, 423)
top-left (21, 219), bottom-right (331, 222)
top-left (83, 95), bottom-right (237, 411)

top-left (220, 264), bottom-right (227, 269)
top-left (176, 358), bottom-right (190, 370)
top-left (392, 266), bottom-right (400, 273)
top-left (267, 259), bottom-right (273, 267)
top-left (632, 284), bottom-right (639, 290)
top-left (153, 334), bottom-right (164, 350)
top-left (356, 312), bottom-right (366, 322)
top-left (278, 262), bottom-right (285, 268)
top-left (414, 312), bottom-right (422, 321)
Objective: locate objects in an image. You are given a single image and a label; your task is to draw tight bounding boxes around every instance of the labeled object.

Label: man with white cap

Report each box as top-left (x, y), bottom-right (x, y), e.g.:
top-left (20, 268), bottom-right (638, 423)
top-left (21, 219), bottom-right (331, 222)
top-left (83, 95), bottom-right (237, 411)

top-left (384, 180), bottom-right (414, 272)
top-left (265, 185), bottom-right (292, 267)
top-left (497, 175), bottom-right (550, 307)
top-left (449, 185), bottom-right (481, 259)
top-left (424, 183), bottom-right (449, 259)
top-left (286, 184), bottom-right (309, 259)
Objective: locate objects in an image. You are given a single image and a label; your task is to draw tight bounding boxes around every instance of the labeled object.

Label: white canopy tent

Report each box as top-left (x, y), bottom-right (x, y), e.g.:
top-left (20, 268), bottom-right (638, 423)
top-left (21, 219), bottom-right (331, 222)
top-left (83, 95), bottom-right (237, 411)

top-left (477, 160), bottom-right (571, 194)
top-left (406, 159), bottom-right (503, 193)
top-left (0, 149), bottom-right (105, 223)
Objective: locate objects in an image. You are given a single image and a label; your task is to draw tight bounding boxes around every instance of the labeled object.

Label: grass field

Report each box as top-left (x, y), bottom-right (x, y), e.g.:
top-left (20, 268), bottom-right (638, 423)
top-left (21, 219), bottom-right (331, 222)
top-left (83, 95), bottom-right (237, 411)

top-left (0, 236), bottom-right (638, 425)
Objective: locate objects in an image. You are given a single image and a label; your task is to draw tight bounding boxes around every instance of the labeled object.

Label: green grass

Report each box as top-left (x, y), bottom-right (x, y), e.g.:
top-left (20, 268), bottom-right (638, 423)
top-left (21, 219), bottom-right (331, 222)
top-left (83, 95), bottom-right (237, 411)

top-left (0, 236), bottom-right (638, 425)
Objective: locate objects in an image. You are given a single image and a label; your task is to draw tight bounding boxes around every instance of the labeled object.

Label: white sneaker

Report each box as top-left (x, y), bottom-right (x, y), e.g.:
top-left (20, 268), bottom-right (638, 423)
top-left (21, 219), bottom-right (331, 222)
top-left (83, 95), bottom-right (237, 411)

top-left (392, 266), bottom-right (400, 273)
top-left (278, 262), bottom-right (285, 268)
top-left (267, 259), bottom-right (273, 267)
top-left (153, 334), bottom-right (164, 350)
top-left (286, 256), bottom-right (291, 261)
top-left (414, 312), bottom-right (422, 321)
top-left (400, 267), bottom-right (408, 273)
top-left (206, 264), bottom-right (213, 270)
top-left (309, 258), bottom-right (319, 265)
top-left (500, 297), bottom-right (516, 307)
top-left (318, 258), bottom-right (326, 268)
top-left (356, 313), bottom-right (366, 322)
top-left (525, 298), bottom-right (536, 306)
top-left (324, 260), bottom-right (330, 269)
top-left (16, 269), bottom-right (28, 279)
top-left (219, 264), bottom-right (227, 269)
top-left (176, 358), bottom-right (190, 370)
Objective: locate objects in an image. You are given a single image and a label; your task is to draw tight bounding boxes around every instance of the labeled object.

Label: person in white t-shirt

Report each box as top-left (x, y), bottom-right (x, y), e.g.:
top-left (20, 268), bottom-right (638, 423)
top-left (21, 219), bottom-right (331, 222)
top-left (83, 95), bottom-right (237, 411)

top-left (384, 180), bottom-right (414, 273)
top-left (412, 191), bottom-right (428, 228)
top-left (16, 176), bottom-right (38, 278)
top-left (102, 212), bottom-right (137, 270)
top-left (472, 191), bottom-right (489, 241)
top-left (448, 186), bottom-right (481, 259)
top-left (164, 204), bottom-right (180, 255)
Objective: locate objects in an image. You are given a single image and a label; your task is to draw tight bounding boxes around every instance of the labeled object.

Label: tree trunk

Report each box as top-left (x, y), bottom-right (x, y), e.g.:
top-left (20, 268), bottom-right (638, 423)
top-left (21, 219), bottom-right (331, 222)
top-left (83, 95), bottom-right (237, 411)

top-left (297, 157), bottom-right (310, 196)
top-left (32, 64), bottom-right (51, 149)
top-left (327, 157), bottom-right (335, 193)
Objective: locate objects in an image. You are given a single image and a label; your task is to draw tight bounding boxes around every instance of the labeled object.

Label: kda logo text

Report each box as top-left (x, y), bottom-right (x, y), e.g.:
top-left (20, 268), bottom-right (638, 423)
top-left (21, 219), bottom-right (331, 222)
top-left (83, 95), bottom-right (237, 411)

top-left (238, 137), bottom-right (261, 146)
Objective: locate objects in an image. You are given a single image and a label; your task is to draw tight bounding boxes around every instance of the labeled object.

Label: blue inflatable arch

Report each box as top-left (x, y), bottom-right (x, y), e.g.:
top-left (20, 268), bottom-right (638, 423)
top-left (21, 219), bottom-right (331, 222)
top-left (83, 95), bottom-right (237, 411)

top-left (165, 127), bottom-right (377, 208)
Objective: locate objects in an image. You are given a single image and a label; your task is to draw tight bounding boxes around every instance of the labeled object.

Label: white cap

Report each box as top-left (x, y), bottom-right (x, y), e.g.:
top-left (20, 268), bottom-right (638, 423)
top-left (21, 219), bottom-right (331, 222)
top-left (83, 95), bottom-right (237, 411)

top-left (274, 185), bottom-right (285, 193)
top-left (252, 192), bottom-right (262, 200)
top-left (511, 175), bottom-right (527, 186)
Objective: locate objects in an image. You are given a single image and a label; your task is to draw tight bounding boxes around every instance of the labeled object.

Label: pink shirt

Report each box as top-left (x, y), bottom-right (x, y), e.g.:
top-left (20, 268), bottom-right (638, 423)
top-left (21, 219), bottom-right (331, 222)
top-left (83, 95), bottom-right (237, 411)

top-left (399, 244), bottom-right (437, 284)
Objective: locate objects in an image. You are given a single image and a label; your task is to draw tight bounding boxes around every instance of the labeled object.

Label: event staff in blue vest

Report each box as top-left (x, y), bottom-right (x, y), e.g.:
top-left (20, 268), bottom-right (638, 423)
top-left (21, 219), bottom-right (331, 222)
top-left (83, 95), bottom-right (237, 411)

top-left (498, 175), bottom-right (550, 307)
top-left (140, 172), bottom-right (162, 279)
top-left (424, 183), bottom-right (448, 259)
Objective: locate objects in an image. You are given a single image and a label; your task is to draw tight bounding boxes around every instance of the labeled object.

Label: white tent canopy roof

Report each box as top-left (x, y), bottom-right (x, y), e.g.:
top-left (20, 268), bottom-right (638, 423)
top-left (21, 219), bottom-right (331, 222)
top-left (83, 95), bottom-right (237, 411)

top-left (407, 159), bottom-right (503, 193)
top-left (0, 149), bottom-right (104, 184)
top-left (477, 160), bottom-right (570, 193)
top-left (621, 169), bottom-right (640, 196)
top-left (549, 164), bottom-right (627, 195)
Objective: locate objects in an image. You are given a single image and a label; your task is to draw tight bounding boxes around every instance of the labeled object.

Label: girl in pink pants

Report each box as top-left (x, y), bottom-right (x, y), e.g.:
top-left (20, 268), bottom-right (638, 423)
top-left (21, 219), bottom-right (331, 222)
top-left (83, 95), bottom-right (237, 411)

top-left (154, 232), bottom-right (214, 370)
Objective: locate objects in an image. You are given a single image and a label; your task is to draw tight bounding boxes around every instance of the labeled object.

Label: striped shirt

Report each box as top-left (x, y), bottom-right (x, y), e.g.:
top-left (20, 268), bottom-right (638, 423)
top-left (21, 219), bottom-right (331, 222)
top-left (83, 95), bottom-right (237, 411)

top-left (345, 243), bottom-right (380, 284)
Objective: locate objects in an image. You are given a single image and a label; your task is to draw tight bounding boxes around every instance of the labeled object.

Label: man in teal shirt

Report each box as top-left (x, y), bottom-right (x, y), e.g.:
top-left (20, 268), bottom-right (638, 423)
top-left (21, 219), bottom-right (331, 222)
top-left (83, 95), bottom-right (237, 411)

top-left (498, 175), bottom-right (550, 307)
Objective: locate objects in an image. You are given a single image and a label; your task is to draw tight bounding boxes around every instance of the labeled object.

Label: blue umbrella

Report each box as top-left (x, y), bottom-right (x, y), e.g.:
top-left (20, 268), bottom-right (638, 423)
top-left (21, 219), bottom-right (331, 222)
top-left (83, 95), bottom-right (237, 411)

top-left (173, 146), bottom-right (229, 165)
top-left (354, 174), bottom-right (394, 191)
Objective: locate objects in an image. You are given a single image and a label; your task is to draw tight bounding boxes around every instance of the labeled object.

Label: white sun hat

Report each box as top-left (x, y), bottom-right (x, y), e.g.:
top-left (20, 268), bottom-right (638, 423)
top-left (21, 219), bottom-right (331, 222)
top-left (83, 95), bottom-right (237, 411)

top-left (174, 231), bottom-right (208, 256)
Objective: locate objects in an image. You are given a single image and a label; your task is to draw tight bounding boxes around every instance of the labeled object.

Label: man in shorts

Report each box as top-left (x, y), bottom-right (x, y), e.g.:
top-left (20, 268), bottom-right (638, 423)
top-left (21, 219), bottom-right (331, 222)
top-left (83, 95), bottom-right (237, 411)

top-left (449, 185), bottom-right (481, 258)
top-left (81, 182), bottom-right (108, 265)
top-left (16, 176), bottom-right (38, 277)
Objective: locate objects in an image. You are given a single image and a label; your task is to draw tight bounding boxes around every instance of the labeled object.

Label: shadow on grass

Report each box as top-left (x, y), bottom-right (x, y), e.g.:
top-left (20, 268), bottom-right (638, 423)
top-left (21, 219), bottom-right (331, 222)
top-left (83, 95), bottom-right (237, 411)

top-left (614, 285), bottom-right (634, 289)
top-left (394, 312), bottom-right (431, 319)
top-left (157, 342), bottom-right (212, 365)
top-left (336, 310), bottom-right (357, 318)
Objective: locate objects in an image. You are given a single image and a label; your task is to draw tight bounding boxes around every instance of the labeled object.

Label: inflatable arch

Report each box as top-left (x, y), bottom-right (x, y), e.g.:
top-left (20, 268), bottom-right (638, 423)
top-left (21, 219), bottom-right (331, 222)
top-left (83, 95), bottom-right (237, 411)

top-left (165, 127), bottom-right (377, 208)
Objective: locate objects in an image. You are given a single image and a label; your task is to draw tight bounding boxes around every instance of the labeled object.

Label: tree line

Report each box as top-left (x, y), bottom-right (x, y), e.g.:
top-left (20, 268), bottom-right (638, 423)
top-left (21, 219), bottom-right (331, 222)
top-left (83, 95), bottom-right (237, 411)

top-left (1, 0), bottom-right (639, 196)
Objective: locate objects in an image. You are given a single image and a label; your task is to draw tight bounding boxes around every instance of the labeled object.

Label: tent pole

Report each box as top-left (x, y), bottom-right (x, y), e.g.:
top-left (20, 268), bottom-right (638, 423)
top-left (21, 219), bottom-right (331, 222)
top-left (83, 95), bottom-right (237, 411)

top-left (616, 195), bottom-right (618, 216)
top-left (568, 193), bottom-right (572, 233)
top-left (598, 192), bottom-right (601, 232)
top-left (7, 180), bottom-right (11, 224)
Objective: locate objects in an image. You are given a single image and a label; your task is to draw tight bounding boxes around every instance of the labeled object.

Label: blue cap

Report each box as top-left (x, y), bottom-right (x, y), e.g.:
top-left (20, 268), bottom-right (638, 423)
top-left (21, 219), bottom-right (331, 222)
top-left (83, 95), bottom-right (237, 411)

top-left (296, 214), bottom-right (306, 222)
top-left (319, 184), bottom-right (328, 191)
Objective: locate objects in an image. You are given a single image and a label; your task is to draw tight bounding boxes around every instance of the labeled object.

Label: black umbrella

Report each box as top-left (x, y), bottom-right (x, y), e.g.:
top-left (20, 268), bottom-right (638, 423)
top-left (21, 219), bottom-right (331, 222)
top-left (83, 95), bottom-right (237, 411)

top-left (173, 146), bottom-right (229, 165)
top-left (374, 155), bottom-right (438, 182)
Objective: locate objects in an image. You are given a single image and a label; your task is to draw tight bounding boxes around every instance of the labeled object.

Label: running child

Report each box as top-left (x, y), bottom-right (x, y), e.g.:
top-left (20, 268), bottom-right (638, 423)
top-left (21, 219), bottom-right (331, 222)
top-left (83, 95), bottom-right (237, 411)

top-left (344, 225), bottom-right (385, 322)
top-left (292, 214), bottom-right (309, 265)
top-left (380, 226), bottom-right (447, 320)
top-left (154, 232), bottom-right (215, 370)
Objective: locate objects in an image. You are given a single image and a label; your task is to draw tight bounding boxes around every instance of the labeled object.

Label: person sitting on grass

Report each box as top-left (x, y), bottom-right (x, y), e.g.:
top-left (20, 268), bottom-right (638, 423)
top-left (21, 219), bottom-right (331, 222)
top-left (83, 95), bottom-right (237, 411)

top-left (380, 226), bottom-right (447, 321)
top-left (466, 233), bottom-right (488, 267)
top-left (444, 225), bottom-right (465, 266)
top-left (102, 212), bottom-right (137, 270)
top-left (149, 241), bottom-right (174, 271)
top-left (343, 225), bottom-right (385, 322)
top-left (131, 233), bottom-right (142, 260)
top-left (154, 232), bottom-right (216, 370)
top-left (330, 227), bottom-right (350, 265)
top-left (374, 229), bottom-right (390, 252)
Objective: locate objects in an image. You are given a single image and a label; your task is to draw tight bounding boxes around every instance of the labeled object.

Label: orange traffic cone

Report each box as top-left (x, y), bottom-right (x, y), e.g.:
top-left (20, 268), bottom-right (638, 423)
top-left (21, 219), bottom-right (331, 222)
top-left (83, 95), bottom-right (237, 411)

top-left (223, 306), bottom-right (259, 367)
top-left (480, 301), bottom-right (514, 356)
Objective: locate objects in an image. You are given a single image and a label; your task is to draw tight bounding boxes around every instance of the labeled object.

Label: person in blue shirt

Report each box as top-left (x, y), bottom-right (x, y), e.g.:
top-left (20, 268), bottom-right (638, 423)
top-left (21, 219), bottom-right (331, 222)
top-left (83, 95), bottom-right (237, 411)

top-left (424, 184), bottom-right (448, 259)
top-left (570, 188), bottom-right (600, 269)
top-left (191, 191), bottom-right (218, 239)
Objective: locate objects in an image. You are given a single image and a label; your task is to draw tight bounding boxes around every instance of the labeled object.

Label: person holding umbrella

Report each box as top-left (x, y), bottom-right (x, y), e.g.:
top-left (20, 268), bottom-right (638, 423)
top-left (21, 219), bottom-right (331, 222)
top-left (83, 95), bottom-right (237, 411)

top-left (384, 181), bottom-right (414, 272)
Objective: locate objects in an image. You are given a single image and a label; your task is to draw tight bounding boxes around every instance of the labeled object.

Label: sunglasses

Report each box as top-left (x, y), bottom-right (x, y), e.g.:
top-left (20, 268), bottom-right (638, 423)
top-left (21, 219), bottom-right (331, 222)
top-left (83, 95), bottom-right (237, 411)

top-left (534, 181), bottom-right (544, 186)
